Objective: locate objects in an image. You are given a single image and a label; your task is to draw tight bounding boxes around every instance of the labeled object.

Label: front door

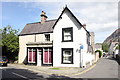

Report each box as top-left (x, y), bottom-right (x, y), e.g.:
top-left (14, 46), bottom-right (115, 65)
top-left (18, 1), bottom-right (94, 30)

top-left (43, 48), bottom-right (52, 65)
top-left (37, 48), bottom-right (42, 66)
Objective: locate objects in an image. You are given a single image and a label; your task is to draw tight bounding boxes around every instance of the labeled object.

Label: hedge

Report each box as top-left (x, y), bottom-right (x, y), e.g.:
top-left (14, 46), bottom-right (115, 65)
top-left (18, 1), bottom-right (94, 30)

top-left (95, 50), bottom-right (102, 58)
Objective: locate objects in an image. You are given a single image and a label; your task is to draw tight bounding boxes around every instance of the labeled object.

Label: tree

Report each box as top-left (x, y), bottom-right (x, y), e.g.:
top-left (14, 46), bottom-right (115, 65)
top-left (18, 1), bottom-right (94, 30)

top-left (0, 25), bottom-right (19, 63)
top-left (102, 43), bottom-right (109, 52)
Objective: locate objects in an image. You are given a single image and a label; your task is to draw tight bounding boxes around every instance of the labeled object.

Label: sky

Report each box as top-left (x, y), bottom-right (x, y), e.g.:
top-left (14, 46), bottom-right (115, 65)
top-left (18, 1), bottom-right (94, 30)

top-left (0, 0), bottom-right (119, 43)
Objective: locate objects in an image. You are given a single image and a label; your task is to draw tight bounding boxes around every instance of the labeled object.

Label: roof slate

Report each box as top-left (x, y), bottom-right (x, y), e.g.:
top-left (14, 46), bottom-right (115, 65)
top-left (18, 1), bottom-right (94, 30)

top-left (19, 6), bottom-right (90, 36)
top-left (19, 19), bottom-right (57, 36)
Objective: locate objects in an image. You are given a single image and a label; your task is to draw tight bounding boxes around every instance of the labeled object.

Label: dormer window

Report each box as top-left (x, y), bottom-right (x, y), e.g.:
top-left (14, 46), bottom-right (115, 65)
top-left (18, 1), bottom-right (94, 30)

top-left (62, 27), bottom-right (73, 42)
top-left (45, 34), bottom-right (50, 41)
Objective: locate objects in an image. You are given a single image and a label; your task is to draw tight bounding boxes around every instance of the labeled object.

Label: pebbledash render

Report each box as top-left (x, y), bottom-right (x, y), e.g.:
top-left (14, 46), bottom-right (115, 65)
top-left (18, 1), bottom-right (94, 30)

top-left (18, 6), bottom-right (96, 68)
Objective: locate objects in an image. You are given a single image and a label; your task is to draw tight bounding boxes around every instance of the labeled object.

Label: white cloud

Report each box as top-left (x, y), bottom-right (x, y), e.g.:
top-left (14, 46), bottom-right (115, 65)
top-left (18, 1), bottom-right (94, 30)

top-left (66, 2), bottom-right (118, 43)
top-left (75, 3), bottom-right (118, 23)
top-left (16, 2), bottom-right (119, 43)
top-left (1, 1), bottom-right (118, 43)
top-left (87, 21), bottom-right (117, 32)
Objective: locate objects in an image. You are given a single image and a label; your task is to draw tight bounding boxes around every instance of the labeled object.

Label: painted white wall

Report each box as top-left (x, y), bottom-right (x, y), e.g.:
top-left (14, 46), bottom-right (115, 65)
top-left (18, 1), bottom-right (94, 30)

top-left (83, 52), bottom-right (95, 66)
top-left (115, 49), bottom-right (119, 55)
top-left (53, 11), bottom-right (89, 67)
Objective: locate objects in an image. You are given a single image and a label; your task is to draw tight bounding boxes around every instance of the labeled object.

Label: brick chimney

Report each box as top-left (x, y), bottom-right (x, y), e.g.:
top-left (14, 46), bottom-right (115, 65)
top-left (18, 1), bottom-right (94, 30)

top-left (40, 11), bottom-right (48, 24)
top-left (83, 24), bottom-right (86, 29)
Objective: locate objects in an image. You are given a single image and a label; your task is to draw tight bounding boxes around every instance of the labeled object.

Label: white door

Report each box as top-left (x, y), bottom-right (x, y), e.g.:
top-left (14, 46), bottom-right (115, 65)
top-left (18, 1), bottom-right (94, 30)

top-left (37, 49), bottom-right (42, 66)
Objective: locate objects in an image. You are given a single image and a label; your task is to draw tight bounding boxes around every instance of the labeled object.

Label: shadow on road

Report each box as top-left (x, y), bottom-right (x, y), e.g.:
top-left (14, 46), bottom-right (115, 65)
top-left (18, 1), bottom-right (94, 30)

top-left (1, 67), bottom-right (84, 80)
top-left (107, 57), bottom-right (116, 60)
top-left (1, 67), bottom-right (119, 80)
top-left (106, 56), bottom-right (120, 65)
top-left (116, 55), bottom-right (120, 65)
top-left (1, 68), bottom-right (44, 80)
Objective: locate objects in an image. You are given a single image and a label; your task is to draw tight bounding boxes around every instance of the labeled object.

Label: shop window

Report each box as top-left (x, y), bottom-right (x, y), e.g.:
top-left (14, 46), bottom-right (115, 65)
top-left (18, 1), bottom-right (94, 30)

top-left (28, 48), bottom-right (36, 63)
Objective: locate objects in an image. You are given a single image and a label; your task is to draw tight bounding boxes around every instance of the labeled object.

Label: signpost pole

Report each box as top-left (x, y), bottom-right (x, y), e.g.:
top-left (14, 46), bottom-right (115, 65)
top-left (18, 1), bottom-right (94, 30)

top-left (80, 45), bottom-right (83, 68)
top-left (80, 48), bottom-right (82, 68)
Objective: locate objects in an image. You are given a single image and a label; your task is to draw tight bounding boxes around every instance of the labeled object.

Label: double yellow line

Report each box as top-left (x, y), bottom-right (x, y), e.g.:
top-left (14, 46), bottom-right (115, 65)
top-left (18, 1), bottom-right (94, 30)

top-left (22, 64), bottom-right (96, 77)
top-left (53, 64), bottom-right (96, 76)
top-left (73, 64), bottom-right (96, 76)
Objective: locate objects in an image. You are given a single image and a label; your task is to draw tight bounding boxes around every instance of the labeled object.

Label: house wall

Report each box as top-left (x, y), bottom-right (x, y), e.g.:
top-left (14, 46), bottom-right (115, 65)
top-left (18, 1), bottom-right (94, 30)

top-left (19, 9), bottom-right (95, 67)
top-left (53, 11), bottom-right (89, 67)
top-left (95, 52), bottom-right (99, 62)
top-left (18, 33), bottom-right (53, 64)
top-left (36, 33), bottom-right (53, 42)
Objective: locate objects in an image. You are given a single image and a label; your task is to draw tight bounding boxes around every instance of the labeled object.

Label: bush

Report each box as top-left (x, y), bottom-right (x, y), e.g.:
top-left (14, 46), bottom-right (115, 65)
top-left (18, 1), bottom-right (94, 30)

top-left (102, 43), bottom-right (109, 52)
top-left (95, 50), bottom-right (102, 58)
top-left (15, 56), bottom-right (18, 61)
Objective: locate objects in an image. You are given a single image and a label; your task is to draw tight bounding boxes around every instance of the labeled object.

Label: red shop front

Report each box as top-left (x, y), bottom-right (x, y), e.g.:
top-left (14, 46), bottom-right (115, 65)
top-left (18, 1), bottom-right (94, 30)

top-left (27, 47), bottom-right (53, 66)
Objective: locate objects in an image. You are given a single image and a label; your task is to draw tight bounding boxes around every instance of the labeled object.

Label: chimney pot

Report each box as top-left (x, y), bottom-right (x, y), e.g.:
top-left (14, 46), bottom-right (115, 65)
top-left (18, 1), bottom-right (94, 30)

top-left (41, 11), bottom-right (46, 15)
top-left (40, 11), bottom-right (48, 24)
top-left (83, 24), bottom-right (86, 29)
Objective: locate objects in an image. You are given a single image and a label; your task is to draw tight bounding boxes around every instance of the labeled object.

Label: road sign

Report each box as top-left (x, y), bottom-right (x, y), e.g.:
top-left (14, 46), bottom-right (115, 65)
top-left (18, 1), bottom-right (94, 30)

top-left (80, 45), bottom-right (83, 49)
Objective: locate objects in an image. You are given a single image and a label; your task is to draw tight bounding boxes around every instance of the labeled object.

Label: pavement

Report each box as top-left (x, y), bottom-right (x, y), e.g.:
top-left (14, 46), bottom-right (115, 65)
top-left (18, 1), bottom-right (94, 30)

top-left (1, 56), bottom-right (119, 79)
top-left (8, 62), bottom-right (96, 77)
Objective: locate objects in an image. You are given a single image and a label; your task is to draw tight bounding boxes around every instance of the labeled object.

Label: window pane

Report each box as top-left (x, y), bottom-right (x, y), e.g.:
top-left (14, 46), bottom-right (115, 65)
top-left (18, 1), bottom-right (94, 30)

top-left (33, 51), bottom-right (36, 62)
top-left (44, 48), bottom-right (48, 51)
top-left (68, 56), bottom-right (72, 61)
top-left (64, 30), bottom-right (71, 41)
top-left (49, 51), bottom-right (52, 63)
top-left (63, 56), bottom-right (71, 63)
top-left (62, 49), bottom-right (72, 63)
top-left (33, 49), bottom-right (36, 51)
top-left (62, 27), bottom-right (73, 41)
top-left (45, 34), bottom-right (50, 41)
top-left (64, 30), bottom-right (71, 35)
top-left (64, 35), bottom-right (71, 40)
top-left (38, 49), bottom-right (42, 52)
top-left (43, 48), bottom-right (52, 64)
top-left (64, 51), bottom-right (71, 55)
top-left (28, 48), bottom-right (36, 63)
top-left (44, 51), bottom-right (48, 63)
top-left (28, 51), bottom-right (32, 62)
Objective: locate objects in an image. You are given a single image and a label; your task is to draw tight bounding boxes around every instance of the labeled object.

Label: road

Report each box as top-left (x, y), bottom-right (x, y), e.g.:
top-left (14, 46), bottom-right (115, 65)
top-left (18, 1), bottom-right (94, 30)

top-left (1, 65), bottom-right (69, 80)
top-left (1, 66), bottom-right (47, 80)
top-left (0, 56), bottom-right (119, 80)
top-left (72, 56), bottom-right (119, 79)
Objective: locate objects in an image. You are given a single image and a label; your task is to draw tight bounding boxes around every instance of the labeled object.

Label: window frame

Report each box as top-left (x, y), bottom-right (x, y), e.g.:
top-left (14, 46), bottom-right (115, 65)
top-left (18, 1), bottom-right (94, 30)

top-left (61, 48), bottom-right (73, 64)
top-left (62, 27), bottom-right (73, 42)
top-left (28, 48), bottom-right (37, 63)
top-left (45, 34), bottom-right (50, 41)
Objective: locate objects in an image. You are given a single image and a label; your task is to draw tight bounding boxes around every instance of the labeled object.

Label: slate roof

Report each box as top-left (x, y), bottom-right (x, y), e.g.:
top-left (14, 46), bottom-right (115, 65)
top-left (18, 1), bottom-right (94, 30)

top-left (19, 19), bottom-right (57, 36)
top-left (19, 6), bottom-right (90, 36)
